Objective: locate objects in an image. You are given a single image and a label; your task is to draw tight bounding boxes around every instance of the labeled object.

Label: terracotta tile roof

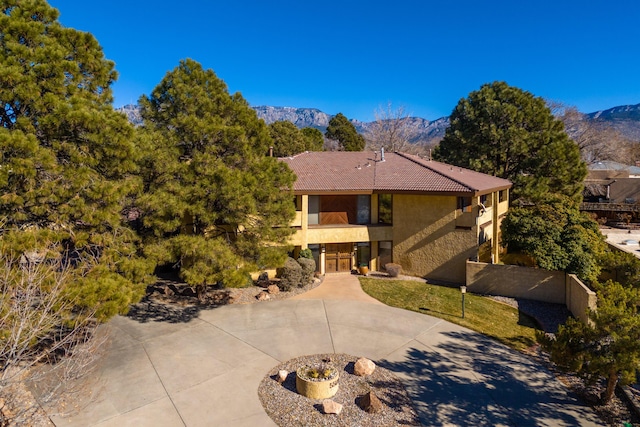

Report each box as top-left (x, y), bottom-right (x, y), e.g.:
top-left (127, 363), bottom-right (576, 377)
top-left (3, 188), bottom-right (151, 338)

top-left (280, 151), bottom-right (512, 195)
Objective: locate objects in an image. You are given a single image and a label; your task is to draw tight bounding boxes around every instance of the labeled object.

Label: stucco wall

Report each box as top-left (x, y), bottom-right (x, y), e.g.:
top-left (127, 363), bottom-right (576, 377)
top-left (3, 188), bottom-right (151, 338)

top-left (466, 261), bottom-right (566, 303)
top-left (289, 225), bottom-right (393, 246)
top-left (467, 261), bottom-right (597, 323)
top-left (566, 274), bottom-right (597, 324)
top-left (393, 194), bottom-right (477, 283)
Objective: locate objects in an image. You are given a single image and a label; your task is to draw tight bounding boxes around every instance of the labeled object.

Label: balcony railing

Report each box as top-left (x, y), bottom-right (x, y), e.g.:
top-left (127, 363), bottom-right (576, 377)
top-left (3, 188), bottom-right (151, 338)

top-left (581, 202), bottom-right (640, 212)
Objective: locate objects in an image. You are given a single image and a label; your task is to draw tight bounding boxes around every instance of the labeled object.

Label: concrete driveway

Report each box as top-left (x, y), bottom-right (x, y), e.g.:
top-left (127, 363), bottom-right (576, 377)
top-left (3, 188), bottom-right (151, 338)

top-left (51, 283), bottom-right (601, 426)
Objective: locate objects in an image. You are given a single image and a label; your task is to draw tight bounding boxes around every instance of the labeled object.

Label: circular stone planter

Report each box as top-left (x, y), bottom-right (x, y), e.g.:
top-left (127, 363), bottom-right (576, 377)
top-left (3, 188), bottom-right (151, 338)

top-left (295, 365), bottom-right (339, 399)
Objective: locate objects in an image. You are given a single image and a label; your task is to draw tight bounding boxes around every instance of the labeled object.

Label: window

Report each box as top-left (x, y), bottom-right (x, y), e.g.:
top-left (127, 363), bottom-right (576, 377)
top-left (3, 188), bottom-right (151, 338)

top-left (308, 195), bottom-right (319, 225)
top-left (294, 195), bottom-right (302, 211)
top-left (378, 194), bottom-right (392, 224)
top-left (308, 244), bottom-right (320, 272)
top-left (356, 242), bottom-right (370, 268)
top-left (357, 195), bottom-right (371, 224)
top-left (457, 196), bottom-right (472, 213)
top-left (378, 241), bottom-right (393, 270)
top-left (479, 194), bottom-right (491, 207)
top-left (499, 190), bottom-right (508, 203)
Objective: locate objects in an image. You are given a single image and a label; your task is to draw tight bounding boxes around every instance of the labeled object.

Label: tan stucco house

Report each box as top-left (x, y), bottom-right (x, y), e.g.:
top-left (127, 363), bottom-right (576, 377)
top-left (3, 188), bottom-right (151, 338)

top-left (280, 151), bottom-right (512, 284)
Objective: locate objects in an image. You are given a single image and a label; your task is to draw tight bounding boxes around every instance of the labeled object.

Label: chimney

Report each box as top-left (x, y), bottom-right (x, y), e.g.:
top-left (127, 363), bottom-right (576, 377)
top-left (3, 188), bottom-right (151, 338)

top-left (269, 146), bottom-right (273, 157)
top-left (381, 147), bottom-right (385, 162)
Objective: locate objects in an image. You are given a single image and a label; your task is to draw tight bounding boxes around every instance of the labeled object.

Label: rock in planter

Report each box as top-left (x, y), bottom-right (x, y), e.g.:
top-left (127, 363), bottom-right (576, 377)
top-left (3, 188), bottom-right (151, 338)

top-left (277, 370), bottom-right (288, 384)
top-left (322, 399), bottom-right (343, 415)
top-left (256, 291), bottom-right (270, 301)
top-left (354, 358), bottom-right (376, 376)
top-left (267, 284), bottom-right (280, 295)
top-left (357, 391), bottom-right (383, 413)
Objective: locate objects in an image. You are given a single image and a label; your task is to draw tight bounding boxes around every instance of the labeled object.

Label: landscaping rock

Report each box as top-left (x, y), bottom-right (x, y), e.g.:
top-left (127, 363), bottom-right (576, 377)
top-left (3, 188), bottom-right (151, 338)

top-left (357, 391), bottom-right (383, 413)
top-left (354, 358), bottom-right (376, 376)
top-left (322, 399), bottom-right (343, 415)
top-left (181, 287), bottom-right (197, 297)
top-left (256, 291), bottom-right (270, 301)
top-left (385, 263), bottom-right (402, 277)
top-left (257, 271), bottom-right (270, 286)
top-left (267, 284), bottom-right (280, 295)
top-left (277, 370), bottom-right (288, 384)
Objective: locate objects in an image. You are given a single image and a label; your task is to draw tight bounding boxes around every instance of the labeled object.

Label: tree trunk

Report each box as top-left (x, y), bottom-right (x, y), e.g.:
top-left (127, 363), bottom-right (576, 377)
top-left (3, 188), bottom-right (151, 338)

top-left (196, 284), bottom-right (206, 303)
top-left (602, 370), bottom-right (618, 404)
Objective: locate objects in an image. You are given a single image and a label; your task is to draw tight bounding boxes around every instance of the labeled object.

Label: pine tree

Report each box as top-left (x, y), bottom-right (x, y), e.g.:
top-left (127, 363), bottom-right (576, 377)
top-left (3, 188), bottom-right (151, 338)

top-left (0, 0), bottom-right (150, 320)
top-left (501, 194), bottom-right (606, 283)
top-left (325, 113), bottom-right (365, 151)
top-left (541, 281), bottom-right (640, 404)
top-left (268, 120), bottom-right (306, 157)
top-left (434, 81), bottom-right (586, 203)
top-left (138, 59), bottom-right (296, 297)
top-left (301, 127), bottom-right (324, 152)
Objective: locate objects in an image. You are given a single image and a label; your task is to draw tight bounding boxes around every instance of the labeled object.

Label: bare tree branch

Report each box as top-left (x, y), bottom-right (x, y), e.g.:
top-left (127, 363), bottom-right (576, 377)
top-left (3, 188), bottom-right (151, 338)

top-left (365, 102), bottom-right (416, 153)
top-left (0, 257), bottom-right (106, 425)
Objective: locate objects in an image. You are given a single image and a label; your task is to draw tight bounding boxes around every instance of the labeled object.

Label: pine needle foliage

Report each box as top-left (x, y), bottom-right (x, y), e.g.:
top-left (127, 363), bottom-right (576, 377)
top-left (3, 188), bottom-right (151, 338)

top-left (137, 59), bottom-right (296, 292)
top-left (0, 0), bottom-right (151, 320)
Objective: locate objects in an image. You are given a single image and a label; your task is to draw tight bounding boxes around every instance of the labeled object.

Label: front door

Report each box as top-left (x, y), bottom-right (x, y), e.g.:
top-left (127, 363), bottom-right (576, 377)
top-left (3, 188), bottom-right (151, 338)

top-left (325, 243), bottom-right (352, 273)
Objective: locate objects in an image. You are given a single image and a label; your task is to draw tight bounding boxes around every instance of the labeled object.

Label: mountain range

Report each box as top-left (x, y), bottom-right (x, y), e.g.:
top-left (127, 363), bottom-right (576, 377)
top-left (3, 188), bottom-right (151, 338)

top-left (117, 103), bottom-right (640, 144)
top-left (587, 104), bottom-right (640, 140)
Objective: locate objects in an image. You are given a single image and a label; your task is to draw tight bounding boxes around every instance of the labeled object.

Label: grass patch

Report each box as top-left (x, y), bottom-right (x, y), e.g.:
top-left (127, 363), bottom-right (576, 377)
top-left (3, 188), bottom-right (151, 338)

top-left (360, 278), bottom-right (540, 352)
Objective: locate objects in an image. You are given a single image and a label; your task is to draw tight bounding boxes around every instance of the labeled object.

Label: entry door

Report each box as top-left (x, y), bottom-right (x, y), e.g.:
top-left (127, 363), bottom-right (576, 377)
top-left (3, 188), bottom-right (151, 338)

top-left (325, 243), bottom-right (352, 273)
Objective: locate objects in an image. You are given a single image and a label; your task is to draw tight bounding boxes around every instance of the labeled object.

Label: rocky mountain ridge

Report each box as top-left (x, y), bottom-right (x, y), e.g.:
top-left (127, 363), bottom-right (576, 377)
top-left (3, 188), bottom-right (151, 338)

top-left (587, 103), bottom-right (640, 140)
top-left (117, 102), bottom-right (640, 144)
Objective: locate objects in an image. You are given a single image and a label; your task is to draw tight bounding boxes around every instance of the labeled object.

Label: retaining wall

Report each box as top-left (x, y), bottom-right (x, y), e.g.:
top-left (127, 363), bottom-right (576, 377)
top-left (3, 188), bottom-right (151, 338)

top-left (466, 261), bottom-right (596, 323)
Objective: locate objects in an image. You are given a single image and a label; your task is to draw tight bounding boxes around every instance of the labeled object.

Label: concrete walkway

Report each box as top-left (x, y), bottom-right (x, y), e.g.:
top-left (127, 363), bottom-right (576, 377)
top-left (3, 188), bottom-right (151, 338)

top-left (51, 277), bottom-right (602, 427)
top-left (291, 272), bottom-right (383, 304)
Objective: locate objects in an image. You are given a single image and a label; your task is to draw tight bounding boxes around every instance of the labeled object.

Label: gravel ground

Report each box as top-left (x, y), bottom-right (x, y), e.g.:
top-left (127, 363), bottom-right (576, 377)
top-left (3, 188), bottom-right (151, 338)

top-left (258, 353), bottom-right (419, 427)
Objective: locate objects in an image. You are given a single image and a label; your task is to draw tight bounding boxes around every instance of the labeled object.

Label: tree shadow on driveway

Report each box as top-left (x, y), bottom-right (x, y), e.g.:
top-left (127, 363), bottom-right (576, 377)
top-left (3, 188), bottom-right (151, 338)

top-left (126, 288), bottom-right (233, 324)
top-left (379, 331), bottom-right (599, 427)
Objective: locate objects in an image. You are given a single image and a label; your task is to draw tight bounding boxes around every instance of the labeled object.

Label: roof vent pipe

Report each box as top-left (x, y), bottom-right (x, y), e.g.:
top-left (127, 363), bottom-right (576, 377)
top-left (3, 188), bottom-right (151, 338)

top-left (381, 147), bottom-right (385, 162)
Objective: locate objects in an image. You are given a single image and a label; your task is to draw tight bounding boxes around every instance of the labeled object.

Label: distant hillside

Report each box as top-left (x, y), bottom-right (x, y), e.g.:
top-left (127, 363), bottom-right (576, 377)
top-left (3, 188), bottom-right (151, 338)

top-left (117, 102), bottom-right (640, 144)
top-left (253, 106), bottom-right (449, 144)
top-left (586, 103), bottom-right (640, 140)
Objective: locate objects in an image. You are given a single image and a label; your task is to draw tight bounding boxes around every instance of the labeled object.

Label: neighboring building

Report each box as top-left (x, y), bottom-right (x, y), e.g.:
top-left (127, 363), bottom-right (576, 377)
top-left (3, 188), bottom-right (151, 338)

top-left (280, 151), bottom-right (511, 284)
top-left (582, 161), bottom-right (640, 221)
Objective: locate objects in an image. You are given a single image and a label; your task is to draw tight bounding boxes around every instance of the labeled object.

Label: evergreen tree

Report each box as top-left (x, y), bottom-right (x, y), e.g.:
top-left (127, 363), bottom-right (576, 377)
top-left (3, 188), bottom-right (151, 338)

top-left (301, 127), bottom-right (324, 152)
top-left (434, 82), bottom-right (586, 203)
top-left (0, 0), bottom-right (150, 320)
top-left (138, 59), bottom-right (296, 297)
top-left (268, 120), bottom-right (306, 157)
top-left (541, 281), bottom-right (640, 404)
top-left (325, 113), bottom-right (365, 151)
top-left (501, 195), bottom-right (605, 283)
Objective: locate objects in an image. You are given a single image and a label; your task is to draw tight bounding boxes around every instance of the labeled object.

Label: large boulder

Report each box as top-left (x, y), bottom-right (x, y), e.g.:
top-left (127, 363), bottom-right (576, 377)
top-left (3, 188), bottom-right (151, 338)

top-left (357, 391), bottom-right (383, 413)
top-left (354, 358), bottom-right (376, 376)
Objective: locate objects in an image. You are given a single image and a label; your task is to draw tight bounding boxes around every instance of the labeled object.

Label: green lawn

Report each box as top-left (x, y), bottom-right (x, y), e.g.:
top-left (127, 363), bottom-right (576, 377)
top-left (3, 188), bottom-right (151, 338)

top-left (359, 277), bottom-right (540, 352)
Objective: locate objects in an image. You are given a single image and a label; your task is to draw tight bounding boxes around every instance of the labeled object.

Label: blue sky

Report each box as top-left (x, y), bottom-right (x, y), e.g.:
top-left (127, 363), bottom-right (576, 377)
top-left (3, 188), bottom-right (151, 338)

top-left (51, 0), bottom-right (640, 121)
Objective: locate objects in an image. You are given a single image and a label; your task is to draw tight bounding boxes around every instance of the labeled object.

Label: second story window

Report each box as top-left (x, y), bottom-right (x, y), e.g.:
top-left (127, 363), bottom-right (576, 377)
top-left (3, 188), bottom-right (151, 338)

top-left (378, 194), bottom-right (392, 224)
top-left (357, 195), bottom-right (371, 225)
top-left (457, 196), bottom-right (472, 213)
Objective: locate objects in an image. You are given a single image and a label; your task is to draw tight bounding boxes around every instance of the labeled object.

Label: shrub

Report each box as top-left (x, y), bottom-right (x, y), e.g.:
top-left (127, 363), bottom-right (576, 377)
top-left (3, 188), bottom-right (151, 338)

top-left (385, 263), bottom-right (402, 277)
top-left (276, 257), bottom-right (303, 291)
top-left (299, 248), bottom-right (313, 259)
top-left (297, 257), bottom-right (316, 286)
